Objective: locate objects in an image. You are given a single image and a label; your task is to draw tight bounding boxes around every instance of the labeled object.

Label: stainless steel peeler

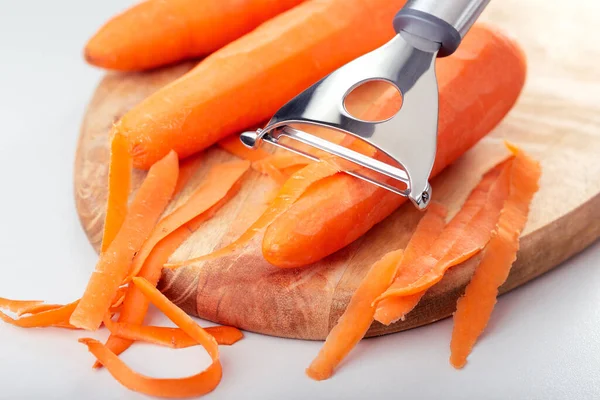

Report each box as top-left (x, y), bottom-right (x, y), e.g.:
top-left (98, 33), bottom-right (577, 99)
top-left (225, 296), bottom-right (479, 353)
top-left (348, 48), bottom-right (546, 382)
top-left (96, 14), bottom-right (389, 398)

top-left (240, 0), bottom-right (490, 209)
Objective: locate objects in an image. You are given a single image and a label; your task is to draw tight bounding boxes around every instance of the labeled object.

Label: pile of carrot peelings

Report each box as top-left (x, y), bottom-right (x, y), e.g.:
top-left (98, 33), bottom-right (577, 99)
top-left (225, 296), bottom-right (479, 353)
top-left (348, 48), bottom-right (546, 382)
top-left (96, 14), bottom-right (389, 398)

top-left (307, 143), bottom-right (540, 379)
top-left (0, 133), bottom-right (251, 398)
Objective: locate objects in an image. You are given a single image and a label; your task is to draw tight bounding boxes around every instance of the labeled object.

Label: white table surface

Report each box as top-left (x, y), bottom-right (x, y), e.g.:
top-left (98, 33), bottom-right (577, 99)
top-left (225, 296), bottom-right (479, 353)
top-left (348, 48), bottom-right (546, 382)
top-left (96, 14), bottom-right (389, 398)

top-left (1, 1), bottom-right (599, 399)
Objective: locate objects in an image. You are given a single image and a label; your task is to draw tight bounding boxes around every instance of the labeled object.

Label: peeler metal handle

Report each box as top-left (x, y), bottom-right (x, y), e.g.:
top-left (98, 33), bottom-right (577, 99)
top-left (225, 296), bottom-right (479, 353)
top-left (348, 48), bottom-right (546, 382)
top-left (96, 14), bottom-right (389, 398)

top-left (394, 0), bottom-right (490, 57)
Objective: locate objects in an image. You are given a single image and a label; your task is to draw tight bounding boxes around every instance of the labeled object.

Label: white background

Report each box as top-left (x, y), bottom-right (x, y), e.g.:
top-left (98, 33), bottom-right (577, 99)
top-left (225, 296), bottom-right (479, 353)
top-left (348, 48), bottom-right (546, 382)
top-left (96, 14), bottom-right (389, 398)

top-left (0, 1), bottom-right (599, 399)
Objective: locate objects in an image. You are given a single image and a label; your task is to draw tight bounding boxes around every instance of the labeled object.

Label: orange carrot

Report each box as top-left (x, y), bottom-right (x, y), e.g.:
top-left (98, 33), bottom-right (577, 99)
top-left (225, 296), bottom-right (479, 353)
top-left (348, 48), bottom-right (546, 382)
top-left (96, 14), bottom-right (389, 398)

top-left (80, 277), bottom-right (221, 398)
top-left (104, 318), bottom-right (243, 348)
top-left (374, 203), bottom-right (448, 325)
top-left (373, 161), bottom-right (512, 322)
top-left (0, 300), bottom-right (79, 328)
top-left (85, 0), bottom-right (306, 71)
top-left (218, 135), bottom-right (270, 162)
top-left (262, 24), bottom-right (528, 268)
top-left (97, 167), bottom-right (245, 365)
top-left (70, 151), bottom-right (179, 331)
top-left (450, 146), bottom-right (540, 368)
top-left (173, 154), bottom-right (203, 196)
top-left (166, 159), bottom-right (341, 268)
top-left (307, 250), bottom-right (403, 381)
top-left (101, 131), bottom-right (131, 252)
top-left (116, 0), bottom-right (407, 169)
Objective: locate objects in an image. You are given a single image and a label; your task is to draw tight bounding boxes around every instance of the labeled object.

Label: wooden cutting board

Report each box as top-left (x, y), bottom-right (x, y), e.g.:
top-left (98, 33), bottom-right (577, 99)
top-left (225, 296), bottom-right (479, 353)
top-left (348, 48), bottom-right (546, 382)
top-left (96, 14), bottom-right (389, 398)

top-left (74, 0), bottom-right (600, 339)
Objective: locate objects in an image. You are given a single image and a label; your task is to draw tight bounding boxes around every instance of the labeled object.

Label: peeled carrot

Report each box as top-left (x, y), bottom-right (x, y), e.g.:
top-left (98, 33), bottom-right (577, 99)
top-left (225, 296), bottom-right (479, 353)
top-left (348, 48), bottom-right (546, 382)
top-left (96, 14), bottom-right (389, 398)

top-left (450, 146), bottom-right (540, 368)
top-left (101, 131), bottom-right (131, 252)
top-left (166, 159), bottom-right (341, 268)
top-left (70, 151), bottom-right (179, 331)
top-left (104, 318), bottom-right (243, 348)
top-left (85, 0), bottom-right (306, 71)
top-left (373, 161), bottom-right (512, 322)
top-left (262, 24), bottom-right (528, 268)
top-left (116, 0), bottom-right (406, 169)
top-left (0, 300), bottom-right (79, 328)
top-left (374, 203), bottom-right (448, 325)
top-left (307, 250), bottom-right (403, 381)
top-left (81, 277), bottom-right (221, 398)
top-left (96, 162), bottom-right (247, 364)
top-left (218, 135), bottom-right (270, 162)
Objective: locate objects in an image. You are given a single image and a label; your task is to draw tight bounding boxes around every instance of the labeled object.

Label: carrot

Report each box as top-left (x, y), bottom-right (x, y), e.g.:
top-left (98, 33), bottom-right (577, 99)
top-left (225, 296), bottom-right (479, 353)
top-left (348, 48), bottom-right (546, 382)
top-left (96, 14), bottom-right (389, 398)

top-left (116, 0), bottom-right (406, 169)
top-left (306, 250), bottom-right (403, 381)
top-left (104, 318), bottom-right (243, 348)
top-left (101, 131), bottom-right (131, 252)
top-left (262, 24), bottom-right (528, 268)
top-left (374, 203), bottom-right (448, 325)
top-left (96, 166), bottom-right (245, 366)
top-left (85, 0), bottom-right (306, 71)
top-left (373, 161), bottom-right (512, 322)
top-left (173, 154), bottom-right (203, 196)
top-left (0, 300), bottom-right (79, 328)
top-left (70, 151), bottom-right (179, 331)
top-left (218, 135), bottom-right (270, 162)
top-left (450, 146), bottom-right (540, 368)
top-left (166, 159), bottom-right (341, 268)
top-left (80, 277), bottom-right (221, 398)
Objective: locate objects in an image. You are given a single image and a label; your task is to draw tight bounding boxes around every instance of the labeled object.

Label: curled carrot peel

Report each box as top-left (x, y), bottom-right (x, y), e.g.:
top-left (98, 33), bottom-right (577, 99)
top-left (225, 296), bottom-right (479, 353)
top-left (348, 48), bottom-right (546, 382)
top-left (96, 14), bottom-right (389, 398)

top-left (173, 154), bottom-right (203, 197)
top-left (372, 160), bottom-right (512, 323)
top-left (81, 277), bottom-right (222, 398)
top-left (218, 135), bottom-right (270, 162)
top-left (374, 203), bottom-right (448, 325)
top-left (0, 300), bottom-right (79, 328)
top-left (450, 145), bottom-right (541, 368)
top-left (307, 250), bottom-right (403, 381)
top-left (71, 151), bottom-right (179, 331)
top-left (16, 303), bottom-right (62, 317)
top-left (166, 159), bottom-right (341, 268)
top-left (104, 318), bottom-right (243, 348)
top-left (102, 131), bottom-right (132, 252)
top-left (0, 298), bottom-right (43, 314)
top-left (127, 160), bottom-right (250, 280)
top-left (97, 162), bottom-right (247, 365)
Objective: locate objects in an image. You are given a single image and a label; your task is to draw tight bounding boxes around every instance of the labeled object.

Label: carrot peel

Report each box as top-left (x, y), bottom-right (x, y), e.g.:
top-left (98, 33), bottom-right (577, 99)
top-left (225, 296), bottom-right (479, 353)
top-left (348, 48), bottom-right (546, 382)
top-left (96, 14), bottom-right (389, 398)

top-left (450, 146), bottom-right (541, 368)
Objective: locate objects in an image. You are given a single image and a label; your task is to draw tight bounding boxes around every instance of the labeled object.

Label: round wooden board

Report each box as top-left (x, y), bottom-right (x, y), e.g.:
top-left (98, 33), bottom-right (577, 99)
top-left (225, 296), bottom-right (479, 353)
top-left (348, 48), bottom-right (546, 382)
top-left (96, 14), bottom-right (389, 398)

top-left (75, 0), bottom-right (600, 339)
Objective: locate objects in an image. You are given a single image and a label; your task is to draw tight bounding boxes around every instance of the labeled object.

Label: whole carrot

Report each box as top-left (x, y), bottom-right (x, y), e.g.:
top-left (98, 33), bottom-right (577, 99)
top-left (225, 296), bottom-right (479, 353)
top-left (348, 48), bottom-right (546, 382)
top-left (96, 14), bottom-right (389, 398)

top-left (115, 0), bottom-right (406, 169)
top-left (85, 0), bottom-right (306, 71)
top-left (262, 24), bottom-right (527, 268)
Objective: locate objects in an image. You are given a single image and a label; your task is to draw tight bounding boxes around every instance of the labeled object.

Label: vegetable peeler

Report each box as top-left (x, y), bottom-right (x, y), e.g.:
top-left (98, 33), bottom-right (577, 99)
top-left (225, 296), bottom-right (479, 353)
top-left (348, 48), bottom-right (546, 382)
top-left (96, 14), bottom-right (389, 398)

top-left (240, 0), bottom-right (490, 209)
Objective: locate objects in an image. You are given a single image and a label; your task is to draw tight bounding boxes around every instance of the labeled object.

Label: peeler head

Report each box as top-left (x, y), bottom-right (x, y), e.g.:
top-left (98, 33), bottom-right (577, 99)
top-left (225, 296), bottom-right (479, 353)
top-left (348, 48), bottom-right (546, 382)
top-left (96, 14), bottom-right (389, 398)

top-left (240, 33), bottom-right (440, 210)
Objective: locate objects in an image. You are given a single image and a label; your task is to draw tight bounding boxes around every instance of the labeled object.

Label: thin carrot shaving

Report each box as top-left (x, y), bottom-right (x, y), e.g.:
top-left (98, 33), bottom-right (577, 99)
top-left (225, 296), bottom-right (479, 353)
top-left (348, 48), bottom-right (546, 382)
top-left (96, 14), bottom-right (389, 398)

top-left (0, 300), bottom-right (79, 328)
top-left (97, 163), bottom-right (247, 365)
top-left (127, 160), bottom-right (250, 280)
top-left (16, 303), bottom-right (62, 317)
top-left (71, 151), bottom-right (179, 331)
top-left (218, 134), bottom-right (269, 162)
top-left (101, 131), bottom-right (132, 252)
top-left (104, 317), bottom-right (243, 348)
top-left (166, 159), bottom-right (342, 268)
top-left (0, 297), bottom-right (43, 314)
top-left (374, 203), bottom-right (448, 325)
top-left (372, 160), bottom-right (513, 322)
top-left (450, 145), bottom-right (541, 368)
top-left (307, 250), bottom-right (403, 381)
top-left (80, 277), bottom-right (221, 398)
top-left (173, 153), bottom-right (203, 196)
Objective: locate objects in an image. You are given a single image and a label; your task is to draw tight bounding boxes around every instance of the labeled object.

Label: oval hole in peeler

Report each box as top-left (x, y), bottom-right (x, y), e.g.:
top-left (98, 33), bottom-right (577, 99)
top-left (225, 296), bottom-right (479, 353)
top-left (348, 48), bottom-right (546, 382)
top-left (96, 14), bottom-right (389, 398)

top-left (343, 79), bottom-right (403, 123)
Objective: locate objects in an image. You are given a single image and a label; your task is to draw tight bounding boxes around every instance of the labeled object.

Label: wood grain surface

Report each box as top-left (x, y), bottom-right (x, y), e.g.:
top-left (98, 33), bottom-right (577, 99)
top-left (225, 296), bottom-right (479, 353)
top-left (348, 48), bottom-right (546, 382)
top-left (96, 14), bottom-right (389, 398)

top-left (74, 0), bottom-right (600, 339)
